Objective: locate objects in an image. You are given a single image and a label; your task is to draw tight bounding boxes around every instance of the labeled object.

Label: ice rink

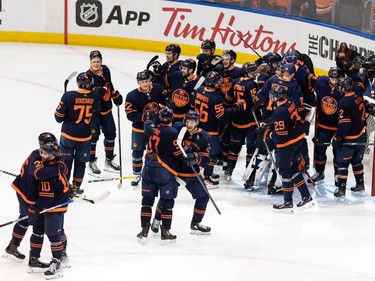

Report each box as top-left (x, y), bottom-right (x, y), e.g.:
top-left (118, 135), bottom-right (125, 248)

top-left (0, 43), bottom-right (375, 281)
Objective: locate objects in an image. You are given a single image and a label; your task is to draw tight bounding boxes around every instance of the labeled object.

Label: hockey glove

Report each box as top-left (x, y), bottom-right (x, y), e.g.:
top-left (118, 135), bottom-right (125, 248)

top-left (232, 102), bottom-right (244, 113)
top-left (96, 86), bottom-right (107, 96)
top-left (144, 120), bottom-right (156, 137)
top-left (28, 205), bottom-right (40, 225)
top-left (149, 61), bottom-right (162, 75)
top-left (196, 53), bottom-right (208, 63)
top-left (332, 135), bottom-right (344, 149)
top-left (191, 133), bottom-right (210, 150)
top-left (111, 90), bottom-right (123, 106)
top-left (183, 152), bottom-right (201, 167)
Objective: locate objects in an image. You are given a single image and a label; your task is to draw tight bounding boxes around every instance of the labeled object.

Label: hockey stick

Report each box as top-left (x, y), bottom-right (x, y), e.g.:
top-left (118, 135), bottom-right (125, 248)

top-left (76, 191), bottom-right (110, 204)
top-left (301, 167), bottom-right (322, 196)
top-left (64, 71), bottom-right (78, 92)
top-left (116, 105), bottom-right (123, 189)
top-left (0, 169), bottom-right (18, 177)
top-left (227, 25), bottom-right (262, 58)
top-left (315, 142), bottom-right (374, 146)
top-left (0, 200), bottom-right (73, 228)
top-left (87, 175), bottom-right (135, 183)
top-left (177, 127), bottom-right (221, 215)
top-left (146, 55), bottom-right (159, 70)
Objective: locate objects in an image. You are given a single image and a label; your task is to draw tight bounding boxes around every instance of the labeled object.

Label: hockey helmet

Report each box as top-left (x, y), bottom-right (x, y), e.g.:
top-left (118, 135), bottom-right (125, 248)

top-left (165, 44), bottom-right (181, 55)
top-left (38, 132), bottom-right (57, 147)
top-left (241, 62), bottom-right (258, 76)
top-left (183, 110), bottom-right (200, 124)
top-left (181, 59), bottom-right (197, 72)
top-left (222, 49), bottom-right (237, 61)
top-left (264, 52), bottom-right (282, 64)
top-left (269, 85), bottom-right (287, 101)
top-left (40, 142), bottom-right (60, 156)
top-left (159, 107), bottom-right (174, 124)
top-left (136, 70), bottom-right (151, 82)
top-left (328, 67), bottom-right (341, 78)
top-left (201, 39), bottom-right (216, 50)
top-left (205, 71), bottom-right (222, 87)
top-left (89, 50), bottom-right (102, 60)
top-left (76, 72), bottom-right (93, 89)
top-left (338, 76), bottom-right (353, 92)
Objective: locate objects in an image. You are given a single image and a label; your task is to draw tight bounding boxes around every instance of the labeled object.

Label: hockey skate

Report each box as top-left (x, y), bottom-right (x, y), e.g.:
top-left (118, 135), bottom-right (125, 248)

top-left (160, 225), bottom-right (176, 245)
top-left (350, 180), bottom-right (365, 196)
top-left (211, 173), bottom-right (220, 180)
top-left (244, 170), bottom-right (256, 190)
top-left (307, 172), bottom-right (325, 185)
top-left (296, 196), bottom-right (315, 210)
top-left (28, 252), bottom-right (50, 273)
top-left (103, 155), bottom-right (121, 173)
top-left (44, 258), bottom-right (63, 280)
top-left (272, 201), bottom-right (294, 213)
top-left (88, 158), bottom-right (101, 177)
top-left (150, 219), bottom-right (160, 234)
top-left (204, 176), bottom-right (219, 189)
top-left (131, 175), bottom-right (141, 187)
top-left (190, 222), bottom-right (211, 235)
top-left (137, 223), bottom-right (150, 244)
top-left (2, 241), bottom-right (25, 262)
top-left (224, 168), bottom-right (233, 181)
top-left (60, 248), bottom-right (71, 269)
top-left (334, 183), bottom-right (346, 203)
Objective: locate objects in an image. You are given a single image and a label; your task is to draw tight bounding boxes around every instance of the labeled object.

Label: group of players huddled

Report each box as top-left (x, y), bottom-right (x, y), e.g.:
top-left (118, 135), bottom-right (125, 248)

top-left (4, 40), bottom-right (375, 273)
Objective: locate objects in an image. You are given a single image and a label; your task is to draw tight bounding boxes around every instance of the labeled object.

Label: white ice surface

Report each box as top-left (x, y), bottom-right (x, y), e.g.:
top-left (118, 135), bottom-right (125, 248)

top-left (0, 43), bottom-right (374, 281)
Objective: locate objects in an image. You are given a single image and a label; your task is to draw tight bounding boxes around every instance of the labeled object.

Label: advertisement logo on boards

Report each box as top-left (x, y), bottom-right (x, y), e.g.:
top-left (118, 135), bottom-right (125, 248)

top-left (76, 0), bottom-right (102, 27)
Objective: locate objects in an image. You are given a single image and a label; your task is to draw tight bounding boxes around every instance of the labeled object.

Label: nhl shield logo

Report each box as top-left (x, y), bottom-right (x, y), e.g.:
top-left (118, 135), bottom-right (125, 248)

top-left (76, 0), bottom-right (102, 27)
top-left (80, 3), bottom-right (98, 24)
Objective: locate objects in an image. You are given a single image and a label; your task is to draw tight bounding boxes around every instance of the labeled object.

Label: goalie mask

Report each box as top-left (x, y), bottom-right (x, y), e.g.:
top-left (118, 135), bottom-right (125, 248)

top-left (269, 85), bottom-right (287, 101)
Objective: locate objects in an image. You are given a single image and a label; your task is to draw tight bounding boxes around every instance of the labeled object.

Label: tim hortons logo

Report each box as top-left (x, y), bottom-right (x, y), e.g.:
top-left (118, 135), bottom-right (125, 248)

top-left (162, 7), bottom-right (297, 54)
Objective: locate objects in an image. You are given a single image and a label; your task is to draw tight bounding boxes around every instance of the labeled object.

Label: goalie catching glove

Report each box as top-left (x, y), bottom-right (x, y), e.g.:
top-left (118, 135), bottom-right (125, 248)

top-left (182, 152), bottom-right (201, 167)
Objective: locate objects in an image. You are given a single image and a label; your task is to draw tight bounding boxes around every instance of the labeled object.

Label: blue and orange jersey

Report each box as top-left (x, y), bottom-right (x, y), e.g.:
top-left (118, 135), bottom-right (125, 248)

top-left (337, 91), bottom-right (367, 139)
top-left (11, 150), bottom-right (66, 205)
top-left (146, 123), bottom-right (182, 176)
top-left (255, 74), bottom-right (280, 123)
top-left (125, 83), bottom-right (165, 132)
top-left (258, 76), bottom-right (305, 123)
top-left (168, 72), bottom-right (199, 120)
top-left (270, 100), bottom-right (306, 148)
top-left (55, 89), bottom-right (100, 142)
top-left (36, 172), bottom-right (71, 213)
top-left (174, 122), bottom-right (210, 177)
top-left (191, 86), bottom-right (228, 135)
top-left (214, 64), bottom-right (242, 98)
top-left (313, 76), bottom-right (341, 131)
top-left (88, 64), bottom-right (114, 115)
top-left (154, 60), bottom-right (183, 90)
top-left (226, 77), bottom-right (259, 129)
top-left (294, 65), bottom-right (317, 106)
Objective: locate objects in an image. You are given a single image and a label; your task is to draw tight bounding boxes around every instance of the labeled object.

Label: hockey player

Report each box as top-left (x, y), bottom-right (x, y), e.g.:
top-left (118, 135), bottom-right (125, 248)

top-left (150, 44), bottom-right (183, 93)
top-left (55, 72), bottom-right (100, 194)
top-left (267, 85), bottom-right (314, 212)
top-left (167, 58), bottom-right (199, 121)
top-left (333, 76), bottom-right (367, 201)
top-left (125, 70), bottom-right (165, 186)
top-left (224, 62), bottom-right (259, 181)
top-left (29, 141), bottom-right (71, 278)
top-left (149, 110), bottom-right (212, 235)
top-left (192, 71), bottom-right (242, 186)
top-left (86, 50), bottom-right (123, 176)
top-left (196, 39), bottom-right (222, 77)
top-left (136, 107), bottom-right (182, 244)
top-left (309, 67), bottom-right (342, 184)
top-left (214, 50), bottom-right (243, 170)
top-left (3, 133), bottom-right (69, 272)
